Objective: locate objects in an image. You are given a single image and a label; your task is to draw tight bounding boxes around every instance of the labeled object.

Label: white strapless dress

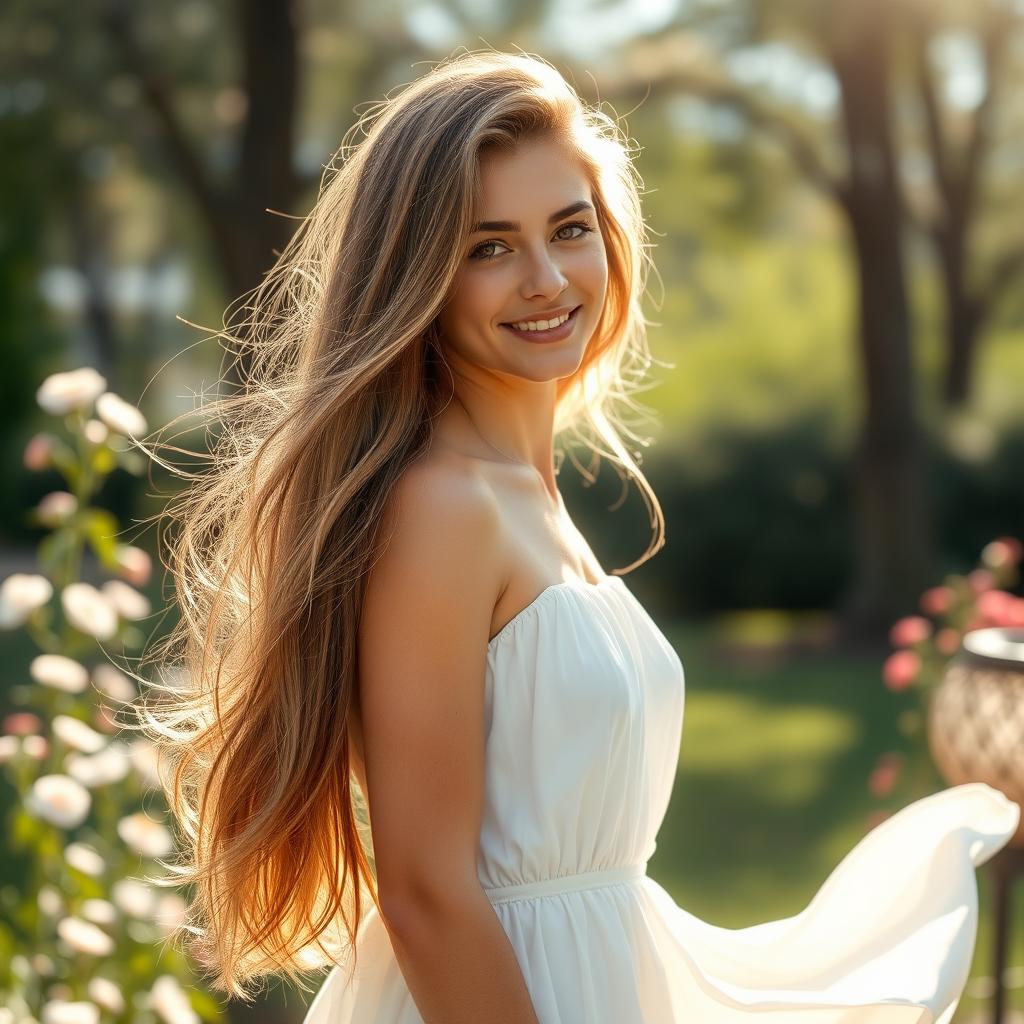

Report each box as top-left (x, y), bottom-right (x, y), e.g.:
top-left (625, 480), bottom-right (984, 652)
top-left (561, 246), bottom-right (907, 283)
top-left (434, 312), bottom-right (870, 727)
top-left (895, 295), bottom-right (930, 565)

top-left (303, 574), bottom-right (1020, 1023)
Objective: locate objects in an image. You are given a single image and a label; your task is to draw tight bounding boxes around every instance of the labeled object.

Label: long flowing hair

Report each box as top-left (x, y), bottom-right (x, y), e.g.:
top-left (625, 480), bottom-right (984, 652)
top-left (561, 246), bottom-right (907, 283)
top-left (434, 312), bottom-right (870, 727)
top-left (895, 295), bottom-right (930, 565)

top-left (128, 48), bottom-right (664, 1000)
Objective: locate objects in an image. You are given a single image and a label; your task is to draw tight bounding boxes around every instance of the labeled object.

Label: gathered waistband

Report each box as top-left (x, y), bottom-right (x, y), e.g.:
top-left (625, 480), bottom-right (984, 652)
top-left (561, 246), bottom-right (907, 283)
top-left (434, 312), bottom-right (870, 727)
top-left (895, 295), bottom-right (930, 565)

top-left (482, 862), bottom-right (648, 905)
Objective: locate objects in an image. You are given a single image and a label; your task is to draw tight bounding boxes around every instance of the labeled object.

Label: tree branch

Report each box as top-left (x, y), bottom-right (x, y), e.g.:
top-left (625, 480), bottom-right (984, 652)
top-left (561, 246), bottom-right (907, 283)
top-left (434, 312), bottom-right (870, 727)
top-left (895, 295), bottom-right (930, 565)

top-left (601, 60), bottom-right (846, 206)
top-left (102, 1), bottom-right (231, 265)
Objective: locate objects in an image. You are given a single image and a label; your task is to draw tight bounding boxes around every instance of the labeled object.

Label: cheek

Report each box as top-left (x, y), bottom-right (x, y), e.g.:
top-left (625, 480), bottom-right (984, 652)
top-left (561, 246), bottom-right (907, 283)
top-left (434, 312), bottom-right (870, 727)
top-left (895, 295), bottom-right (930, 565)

top-left (577, 244), bottom-right (609, 298)
top-left (445, 274), bottom-right (501, 328)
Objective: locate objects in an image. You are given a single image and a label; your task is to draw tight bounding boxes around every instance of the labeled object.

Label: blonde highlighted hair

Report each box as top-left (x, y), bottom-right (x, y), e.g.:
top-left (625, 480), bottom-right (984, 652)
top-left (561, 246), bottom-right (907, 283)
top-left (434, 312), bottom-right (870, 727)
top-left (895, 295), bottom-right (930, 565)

top-left (129, 48), bottom-right (664, 1000)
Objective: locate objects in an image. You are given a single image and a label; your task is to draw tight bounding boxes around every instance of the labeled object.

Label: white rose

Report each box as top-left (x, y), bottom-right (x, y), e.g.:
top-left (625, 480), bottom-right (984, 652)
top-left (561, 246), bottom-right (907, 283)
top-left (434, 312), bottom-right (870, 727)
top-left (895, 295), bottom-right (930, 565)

top-left (117, 812), bottom-right (174, 858)
top-left (95, 392), bottom-right (147, 437)
top-left (36, 367), bottom-right (107, 415)
top-left (92, 663), bottom-right (136, 703)
top-left (100, 579), bottom-right (150, 620)
top-left (87, 977), bottom-right (125, 1014)
top-left (113, 544), bottom-right (152, 586)
top-left (41, 1000), bottom-right (100, 1024)
top-left (0, 573), bottom-right (53, 629)
top-left (31, 952), bottom-right (55, 976)
top-left (55, 915), bottom-right (114, 956)
top-left (30, 654), bottom-right (89, 694)
top-left (65, 842), bottom-right (105, 877)
top-left (0, 735), bottom-right (19, 763)
top-left (111, 877), bottom-right (155, 917)
top-left (25, 774), bottom-right (91, 829)
top-left (52, 715), bottom-right (107, 754)
top-left (61, 583), bottom-right (118, 640)
top-left (149, 975), bottom-right (199, 1024)
top-left (80, 898), bottom-right (117, 926)
top-left (38, 885), bottom-right (63, 917)
top-left (22, 734), bottom-right (48, 760)
top-left (66, 742), bottom-right (130, 788)
top-left (36, 491), bottom-right (78, 526)
top-left (82, 419), bottom-right (109, 445)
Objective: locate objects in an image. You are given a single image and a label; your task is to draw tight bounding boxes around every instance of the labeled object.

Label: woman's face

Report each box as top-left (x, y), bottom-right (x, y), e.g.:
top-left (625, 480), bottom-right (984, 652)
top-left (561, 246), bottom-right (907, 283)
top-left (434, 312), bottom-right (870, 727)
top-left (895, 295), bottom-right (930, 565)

top-left (437, 134), bottom-right (609, 382)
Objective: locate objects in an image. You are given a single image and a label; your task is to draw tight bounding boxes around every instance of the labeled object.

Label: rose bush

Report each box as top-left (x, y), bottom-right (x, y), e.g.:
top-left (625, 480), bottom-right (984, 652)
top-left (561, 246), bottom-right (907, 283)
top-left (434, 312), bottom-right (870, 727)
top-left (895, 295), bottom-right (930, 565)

top-left (869, 536), bottom-right (1023, 809)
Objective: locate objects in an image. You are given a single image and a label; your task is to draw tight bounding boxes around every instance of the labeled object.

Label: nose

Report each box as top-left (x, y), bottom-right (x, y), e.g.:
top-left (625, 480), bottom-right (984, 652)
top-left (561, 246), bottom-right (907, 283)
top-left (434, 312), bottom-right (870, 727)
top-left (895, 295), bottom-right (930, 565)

top-left (521, 246), bottom-right (569, 302)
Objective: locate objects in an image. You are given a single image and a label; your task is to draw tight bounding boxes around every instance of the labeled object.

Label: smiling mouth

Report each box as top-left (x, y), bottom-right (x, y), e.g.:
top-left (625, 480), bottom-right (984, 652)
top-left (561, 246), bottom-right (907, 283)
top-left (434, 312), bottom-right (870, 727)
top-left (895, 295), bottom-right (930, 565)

top-left (500, 305), bottom-right (581, 331)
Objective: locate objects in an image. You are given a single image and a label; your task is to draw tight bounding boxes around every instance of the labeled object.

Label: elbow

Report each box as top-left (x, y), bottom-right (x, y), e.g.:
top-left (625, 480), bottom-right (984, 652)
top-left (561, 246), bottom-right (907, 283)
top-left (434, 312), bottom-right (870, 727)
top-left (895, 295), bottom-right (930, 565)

top-left (377, 874), bottom-right (481, 937)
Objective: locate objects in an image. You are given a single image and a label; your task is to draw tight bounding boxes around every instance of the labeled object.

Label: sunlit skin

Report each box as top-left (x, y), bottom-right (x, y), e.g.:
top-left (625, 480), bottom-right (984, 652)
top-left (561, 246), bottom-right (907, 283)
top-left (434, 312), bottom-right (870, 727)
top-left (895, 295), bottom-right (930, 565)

top-left (434, 134), bottom-right (609, 493)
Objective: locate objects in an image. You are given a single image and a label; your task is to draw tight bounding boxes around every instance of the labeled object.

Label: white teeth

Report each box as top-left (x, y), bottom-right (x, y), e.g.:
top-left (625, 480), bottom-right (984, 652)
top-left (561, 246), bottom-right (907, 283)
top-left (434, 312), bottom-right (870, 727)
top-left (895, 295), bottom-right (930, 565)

top-left (510, 309), bottom-right (572, 332)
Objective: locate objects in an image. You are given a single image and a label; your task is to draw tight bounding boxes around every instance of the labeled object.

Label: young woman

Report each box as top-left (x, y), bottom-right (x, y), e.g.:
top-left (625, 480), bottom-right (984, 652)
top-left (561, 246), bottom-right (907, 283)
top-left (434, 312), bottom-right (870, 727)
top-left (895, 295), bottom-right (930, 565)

top-left (135, 50), bottom-right (1019, 1024)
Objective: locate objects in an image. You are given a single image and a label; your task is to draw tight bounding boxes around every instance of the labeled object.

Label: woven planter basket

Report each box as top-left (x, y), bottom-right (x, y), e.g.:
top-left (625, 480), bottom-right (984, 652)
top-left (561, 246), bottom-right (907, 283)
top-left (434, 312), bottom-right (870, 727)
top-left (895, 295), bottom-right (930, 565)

top-left (927, 627), bottom-right (1024, 848)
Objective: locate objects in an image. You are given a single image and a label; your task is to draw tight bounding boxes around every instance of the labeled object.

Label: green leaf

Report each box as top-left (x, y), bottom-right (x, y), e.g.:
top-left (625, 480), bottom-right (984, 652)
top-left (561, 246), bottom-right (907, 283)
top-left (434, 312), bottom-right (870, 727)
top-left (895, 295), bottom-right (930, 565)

top-left (81, 509), bottom-right (122, 569)
top-left (38, 528), bottom-right (76, 576)
top-left (11, 808), bottom-right (40, 850)
top-left (48, 446), bottom-right (81, 490)
top-left (90, 445), bottom-right (117, 476)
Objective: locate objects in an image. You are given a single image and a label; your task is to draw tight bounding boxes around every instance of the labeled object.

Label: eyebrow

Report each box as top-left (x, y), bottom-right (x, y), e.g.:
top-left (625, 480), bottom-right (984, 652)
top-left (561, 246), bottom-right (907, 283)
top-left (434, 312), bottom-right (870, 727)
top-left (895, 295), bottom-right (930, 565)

top-left (471, 200), bottom-right (595, 234)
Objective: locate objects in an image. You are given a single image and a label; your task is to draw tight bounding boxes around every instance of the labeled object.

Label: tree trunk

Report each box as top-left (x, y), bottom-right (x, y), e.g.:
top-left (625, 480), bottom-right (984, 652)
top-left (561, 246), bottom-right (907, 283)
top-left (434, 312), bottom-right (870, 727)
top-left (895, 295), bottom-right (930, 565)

top-left (941, 283), bottom-right (981, 409)
top-left (220, 0), bottom-right (302, 390)
top-left (829, 0), bottom-right (931, 643)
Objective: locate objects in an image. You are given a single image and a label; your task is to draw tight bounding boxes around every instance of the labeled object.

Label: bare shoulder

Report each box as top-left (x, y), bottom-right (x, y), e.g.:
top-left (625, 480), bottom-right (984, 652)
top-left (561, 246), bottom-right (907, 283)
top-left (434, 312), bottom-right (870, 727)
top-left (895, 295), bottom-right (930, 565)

top-left (365, 453), bottom-right (506, 640)
top-left (357, 453), bottom-right (505, 905)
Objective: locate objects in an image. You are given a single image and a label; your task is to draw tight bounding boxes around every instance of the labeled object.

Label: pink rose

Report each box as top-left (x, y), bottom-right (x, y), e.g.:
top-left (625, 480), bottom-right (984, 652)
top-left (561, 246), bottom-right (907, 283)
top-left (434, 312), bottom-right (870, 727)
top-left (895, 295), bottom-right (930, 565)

top-left (920, 586), bottom-right (954, 616)
top-left (883, 650), bottom-right (921, 691)
top-left (4, 712), bottom-right (43, 736)
top-left (982, 536), bottom-right (1023, 568)
top-left (935, 628), bottom-right (961, 656)
top-left (23, 433), bottom-right (55, 471)
top-left (968, 568), bottom-right (996, 595)
top-left (889, 615), bottom-right (932, 647)
top-left (113, 545), bottom-right (152, 588)
top-left (977, 590), bottom-right (1017, 626)
top-left (868, 752), bottom-right (903, 798)
top-left (1006, 599), bottom-right (1024, 627)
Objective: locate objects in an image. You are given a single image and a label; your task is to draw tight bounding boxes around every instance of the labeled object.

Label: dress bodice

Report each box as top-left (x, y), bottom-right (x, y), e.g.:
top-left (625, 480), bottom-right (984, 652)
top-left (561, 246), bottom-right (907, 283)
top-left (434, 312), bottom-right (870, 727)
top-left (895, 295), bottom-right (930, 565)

top-left (478, 575), bottom-right (685, 893)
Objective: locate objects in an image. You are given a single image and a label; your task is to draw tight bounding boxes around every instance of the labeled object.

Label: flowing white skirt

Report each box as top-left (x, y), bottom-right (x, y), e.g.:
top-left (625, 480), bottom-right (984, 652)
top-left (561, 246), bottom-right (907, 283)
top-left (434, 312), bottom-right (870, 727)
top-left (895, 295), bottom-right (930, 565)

top-left (303, 782), bottom-right (1020, 1023)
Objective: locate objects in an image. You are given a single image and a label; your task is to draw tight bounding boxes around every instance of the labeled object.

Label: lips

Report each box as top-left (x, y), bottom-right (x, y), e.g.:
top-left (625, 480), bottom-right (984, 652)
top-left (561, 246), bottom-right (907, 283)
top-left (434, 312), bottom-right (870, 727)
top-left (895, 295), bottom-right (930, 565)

top-left (500, 304), bottom-right (581, 329)
top-left (499, 304), bottom-right (582, 344)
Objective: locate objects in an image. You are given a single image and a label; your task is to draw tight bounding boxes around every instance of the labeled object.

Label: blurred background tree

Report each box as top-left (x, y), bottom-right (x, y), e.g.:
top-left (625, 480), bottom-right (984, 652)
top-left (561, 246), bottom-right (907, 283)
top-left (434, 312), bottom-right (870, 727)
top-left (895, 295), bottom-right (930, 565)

top-left (600, 0), bottom-right (1024, 632)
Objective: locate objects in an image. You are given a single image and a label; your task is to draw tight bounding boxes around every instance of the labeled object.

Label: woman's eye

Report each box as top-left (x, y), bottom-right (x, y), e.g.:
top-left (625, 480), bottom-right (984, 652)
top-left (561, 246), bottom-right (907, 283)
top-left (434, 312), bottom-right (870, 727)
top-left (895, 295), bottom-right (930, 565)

top-left (469, 240), bottom-right (506, 261)
top-left (554, 221), bottom-right (593, 243)
top-left (469, 221), bottom-right (593, 261)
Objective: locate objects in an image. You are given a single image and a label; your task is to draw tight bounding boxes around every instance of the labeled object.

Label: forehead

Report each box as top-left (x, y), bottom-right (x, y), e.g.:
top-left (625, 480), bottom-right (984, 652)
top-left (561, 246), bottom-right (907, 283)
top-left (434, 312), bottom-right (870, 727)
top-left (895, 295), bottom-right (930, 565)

top-left (476, 136), bottom-right (591, 216)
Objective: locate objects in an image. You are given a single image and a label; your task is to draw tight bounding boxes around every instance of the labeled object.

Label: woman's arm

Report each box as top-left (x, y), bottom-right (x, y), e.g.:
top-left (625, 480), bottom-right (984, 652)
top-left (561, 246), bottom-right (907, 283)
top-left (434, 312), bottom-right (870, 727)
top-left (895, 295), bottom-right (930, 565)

top-left (357, 459), bottom-right (540, 1024)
